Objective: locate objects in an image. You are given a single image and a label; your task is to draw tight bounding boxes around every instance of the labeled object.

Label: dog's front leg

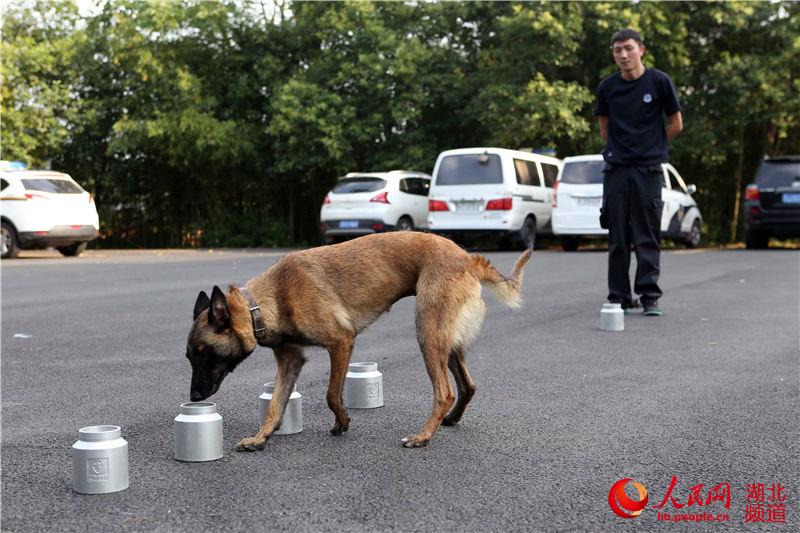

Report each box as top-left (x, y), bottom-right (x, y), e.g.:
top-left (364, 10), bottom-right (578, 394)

top-left (326, 337), bottom-right (354, 435)
top-left (237, 345), bottom-right (306, 452)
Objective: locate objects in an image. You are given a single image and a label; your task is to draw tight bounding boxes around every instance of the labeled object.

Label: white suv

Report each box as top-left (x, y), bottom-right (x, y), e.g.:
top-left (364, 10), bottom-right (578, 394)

top-left (552, 154), bottom-right (703, 251)
top-left (1, 167), bottom-right (99, 258)
top-left (427, 147), bottom-right (561, 249)
top-left (320, 170), bottom-right (431, 243)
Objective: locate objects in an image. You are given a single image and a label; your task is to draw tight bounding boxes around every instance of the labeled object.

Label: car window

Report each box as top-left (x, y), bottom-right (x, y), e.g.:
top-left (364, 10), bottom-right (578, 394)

top-left (668, 167), bottom-right (688, 193)
top-left (541, 163), bottom-right (558, 188)
top-left (406, 177), bottom-right (430, 196)
top-left (420, 178), bottom-right (430, 196)
top-left (332, 177), bottom-right (387, 194)
top-left (560, 161), bottom-right (605, 184)
top-left (1, 179), bottom-right (8, 191)
top-left (514, 159), bottom-right (542, 186)
top-left (436, 154), bottom-right (503, 185)
top-left (527, 161), bottom-right (542, 186)
top-left (22, 178), bottom-right (82, 194)
top-left (399, 178), bottom-right (410, 193)
top-left (755, 161), bottom-right (800, 188)
top-left (514, 159), bottom-right (532, 186)
top-left (666, 167), bottom-right (685, 193)
top-left (413, 178), bottom-right (430, 196)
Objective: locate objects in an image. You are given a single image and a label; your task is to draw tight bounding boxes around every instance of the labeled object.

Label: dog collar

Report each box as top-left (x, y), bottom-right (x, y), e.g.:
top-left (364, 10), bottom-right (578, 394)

top-left (239, 286), bottom-right (267, 341)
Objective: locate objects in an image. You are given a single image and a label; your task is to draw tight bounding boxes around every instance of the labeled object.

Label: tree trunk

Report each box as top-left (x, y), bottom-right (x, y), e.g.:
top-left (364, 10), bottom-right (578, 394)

top-left (729, 125), bottom-right (745, 244)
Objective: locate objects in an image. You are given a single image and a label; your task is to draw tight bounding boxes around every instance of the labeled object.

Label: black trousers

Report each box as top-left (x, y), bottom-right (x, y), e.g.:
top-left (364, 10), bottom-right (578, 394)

top-left (602, 164), bottom-right (664, 303)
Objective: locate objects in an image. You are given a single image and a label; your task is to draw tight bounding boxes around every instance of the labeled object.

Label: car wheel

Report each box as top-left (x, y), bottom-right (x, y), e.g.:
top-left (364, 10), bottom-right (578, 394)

top-left (560, 237), bottom-right (580, 252)
top-left (396, 216), bottom-right (414, 231)
top-left (57, 242), bottom-right (87, 257)
top-left (744, 228), bottom-right (769, 249)
top-left (1, 221), bottom-right (20, 259)
top-left (685, 220), bottom-right (702, 248)
top-left (516, 217), bottom-right (536, 250)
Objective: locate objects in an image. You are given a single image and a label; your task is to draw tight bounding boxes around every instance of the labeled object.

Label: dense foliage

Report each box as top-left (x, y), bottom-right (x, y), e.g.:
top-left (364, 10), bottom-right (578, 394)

top-left (3, 1), bottom-right (798, 246)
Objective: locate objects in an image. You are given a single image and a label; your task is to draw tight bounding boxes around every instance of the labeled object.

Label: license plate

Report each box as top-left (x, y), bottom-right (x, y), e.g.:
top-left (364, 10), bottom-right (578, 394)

top-left (782, 193), bottom-right (800, 204)
top-left (339, 220), bottom-right (359, 229)
top-left (577, 197), bottom-right (602, 207)
top-left (455, 202), bottom-right (481, 213)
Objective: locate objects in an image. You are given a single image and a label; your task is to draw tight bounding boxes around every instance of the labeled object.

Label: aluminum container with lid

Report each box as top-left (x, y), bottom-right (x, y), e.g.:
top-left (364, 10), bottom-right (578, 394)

top-left (174, 401), bottom-right (223, 462)
top-left (601, 302), bottom-right (624, 332)
top-left (72, 425), bottom-right (129, 494)
top-left (343, 362), bottom-right (384, 409)
top-left (259, 382), bottom-right (303, 435)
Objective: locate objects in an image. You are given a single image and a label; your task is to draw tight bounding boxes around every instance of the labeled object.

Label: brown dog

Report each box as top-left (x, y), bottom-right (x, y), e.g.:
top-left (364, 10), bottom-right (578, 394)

top-left (186, 232), bottom-right (531, 450)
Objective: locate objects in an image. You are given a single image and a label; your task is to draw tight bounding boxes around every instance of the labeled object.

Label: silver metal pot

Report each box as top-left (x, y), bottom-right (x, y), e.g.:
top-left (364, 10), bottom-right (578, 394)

top-left (174, 402), bottom-right (223, 462)
top-left (72, 425), bottom-right (129, 494)
top-left (343, 362), bottom-right (383, 409)
top-left (259, 382), bottom-right (303, 435)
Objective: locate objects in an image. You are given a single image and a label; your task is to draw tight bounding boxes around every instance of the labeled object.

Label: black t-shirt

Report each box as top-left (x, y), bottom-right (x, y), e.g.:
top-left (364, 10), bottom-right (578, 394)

top-left (595, 68), bottom-right (681, 166)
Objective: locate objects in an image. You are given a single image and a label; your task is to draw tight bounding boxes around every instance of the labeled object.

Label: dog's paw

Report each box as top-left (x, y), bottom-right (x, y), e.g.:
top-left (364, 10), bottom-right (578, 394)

top-left (441, 415), bottom-right (460, 427)
top-left (401, 434), bottom-right (430, 448)
top-left (329, 417), bottom-right (350, 436)
top-left (235, 436), bottom-right (266, 452)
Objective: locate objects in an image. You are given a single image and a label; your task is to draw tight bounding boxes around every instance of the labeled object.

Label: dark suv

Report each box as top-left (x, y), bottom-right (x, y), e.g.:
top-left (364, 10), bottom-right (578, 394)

top-left (743, 156), bottom-right (800, 249)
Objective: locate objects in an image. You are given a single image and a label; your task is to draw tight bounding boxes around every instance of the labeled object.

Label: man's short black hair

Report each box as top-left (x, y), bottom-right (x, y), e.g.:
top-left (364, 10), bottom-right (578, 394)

top-left (611, 29), bottom-right (644, 46)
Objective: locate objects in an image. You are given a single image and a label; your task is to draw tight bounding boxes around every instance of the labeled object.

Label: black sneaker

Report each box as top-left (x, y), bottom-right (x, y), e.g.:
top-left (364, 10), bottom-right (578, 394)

top-left (623, 298), bottom-right (641, 315)
top-left (642, 298), bottom-right (662, 316)
top-left (608, 298), bottom-right (641, 315)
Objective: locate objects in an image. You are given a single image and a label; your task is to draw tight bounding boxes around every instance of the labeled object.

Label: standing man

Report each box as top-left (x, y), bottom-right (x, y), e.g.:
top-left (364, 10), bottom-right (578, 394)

top-left (595, 28), bottom-right (683, 316)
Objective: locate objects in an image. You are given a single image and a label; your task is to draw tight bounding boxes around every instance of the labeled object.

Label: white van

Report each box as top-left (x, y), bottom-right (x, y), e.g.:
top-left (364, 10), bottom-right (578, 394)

top-left (427, 148), bottom-right (561, 249)
top-left (552, 154), bottom-right (703, 251)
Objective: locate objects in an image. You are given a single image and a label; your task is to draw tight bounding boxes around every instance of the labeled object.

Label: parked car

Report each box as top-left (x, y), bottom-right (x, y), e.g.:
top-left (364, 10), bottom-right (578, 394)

top-left (551, 154), bottom-right (702, 251)
top-left (426, 147), bottom-right (561, 249)
top-left (1, 168), bottom-right (99, 258)
top-left (320, 170), bottom-right (431, 243)
top-left (743, 155), bottom-right (800, 249)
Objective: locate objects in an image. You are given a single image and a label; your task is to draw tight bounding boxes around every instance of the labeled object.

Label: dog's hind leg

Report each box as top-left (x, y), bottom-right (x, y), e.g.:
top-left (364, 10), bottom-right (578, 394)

top-left (237, 344), bottom-right (306, 452)
top-left (402, 339), bottom-right (455, 448)
top-left (326, 336), bottom-right (355, 435)
top-left (442, 347), bottom-right (476, 427)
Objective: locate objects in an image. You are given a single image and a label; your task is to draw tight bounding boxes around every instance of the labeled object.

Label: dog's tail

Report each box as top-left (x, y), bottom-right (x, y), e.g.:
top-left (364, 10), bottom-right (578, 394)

top-left (468, 248), bottom-right (532, 308)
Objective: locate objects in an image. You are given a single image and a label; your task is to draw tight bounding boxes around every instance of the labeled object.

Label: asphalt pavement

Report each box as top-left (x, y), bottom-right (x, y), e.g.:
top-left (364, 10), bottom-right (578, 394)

top-left (1, 244), bottom-right (798, 532)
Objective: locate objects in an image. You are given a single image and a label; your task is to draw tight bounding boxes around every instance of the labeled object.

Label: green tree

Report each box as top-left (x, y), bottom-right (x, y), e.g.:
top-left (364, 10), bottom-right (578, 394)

top-left (1, 1), bottom-right (82, 166)
top-left (2, 0), bottom-right (797, 248)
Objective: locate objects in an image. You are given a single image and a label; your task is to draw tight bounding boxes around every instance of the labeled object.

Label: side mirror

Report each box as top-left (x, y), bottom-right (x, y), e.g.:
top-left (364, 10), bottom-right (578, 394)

top-left (686, 184), bottom-right (697, 195)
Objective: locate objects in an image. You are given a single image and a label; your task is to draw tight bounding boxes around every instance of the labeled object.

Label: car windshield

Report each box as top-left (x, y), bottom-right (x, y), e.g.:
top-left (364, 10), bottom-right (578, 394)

top-left (22, 178), bottom-right (82, 194)
top-left (560, 161), bottom-right (605, 184)
top-left (755, 161), bottom-right (800, 188)
top-left (332, 177), bottom-right (387, 194)
top-left (436, 154), bottom-right (503, 185)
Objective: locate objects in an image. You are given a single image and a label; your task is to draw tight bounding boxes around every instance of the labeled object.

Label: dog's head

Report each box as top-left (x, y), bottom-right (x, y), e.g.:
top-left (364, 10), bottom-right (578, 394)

top-left (186, 285), bottom-right (253, 401)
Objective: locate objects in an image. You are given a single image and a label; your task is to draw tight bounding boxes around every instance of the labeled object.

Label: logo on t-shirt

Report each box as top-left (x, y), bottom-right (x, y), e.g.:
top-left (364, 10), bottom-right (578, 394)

top-left (643, 93), bottom-right (653, 103)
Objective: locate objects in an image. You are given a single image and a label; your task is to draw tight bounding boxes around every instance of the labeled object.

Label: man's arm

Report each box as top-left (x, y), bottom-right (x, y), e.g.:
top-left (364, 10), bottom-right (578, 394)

top-left (666, 112), bottom-right (683, 141)
top-left (598, 116), bottom-right (609, 142)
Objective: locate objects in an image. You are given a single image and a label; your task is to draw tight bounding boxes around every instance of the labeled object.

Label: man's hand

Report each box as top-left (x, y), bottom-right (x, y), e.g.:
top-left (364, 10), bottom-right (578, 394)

top-left (666, 112), bottom-right (683, 141)
top-left (598, 116), bottom-right (609, 141)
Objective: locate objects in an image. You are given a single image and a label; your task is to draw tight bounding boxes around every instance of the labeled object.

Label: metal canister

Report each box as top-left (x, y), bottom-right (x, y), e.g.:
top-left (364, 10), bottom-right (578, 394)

top-left (601, 302), bottom-right (624, 331)
top-left (259, 382), bottom-right (303, 435)
top-left (72, 425), bottom-right (129, 494)
top-left (343, 362), bottom-right (383, 409)
top-left (174, 402), bottom-right (223, 462)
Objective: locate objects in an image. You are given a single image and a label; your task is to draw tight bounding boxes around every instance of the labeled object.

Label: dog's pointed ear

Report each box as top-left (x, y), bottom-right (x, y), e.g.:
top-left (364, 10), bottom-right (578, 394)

top-left (209, 285), bottom-right (231, 328)
top-left (193, 291), bottom-right (211, 320)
